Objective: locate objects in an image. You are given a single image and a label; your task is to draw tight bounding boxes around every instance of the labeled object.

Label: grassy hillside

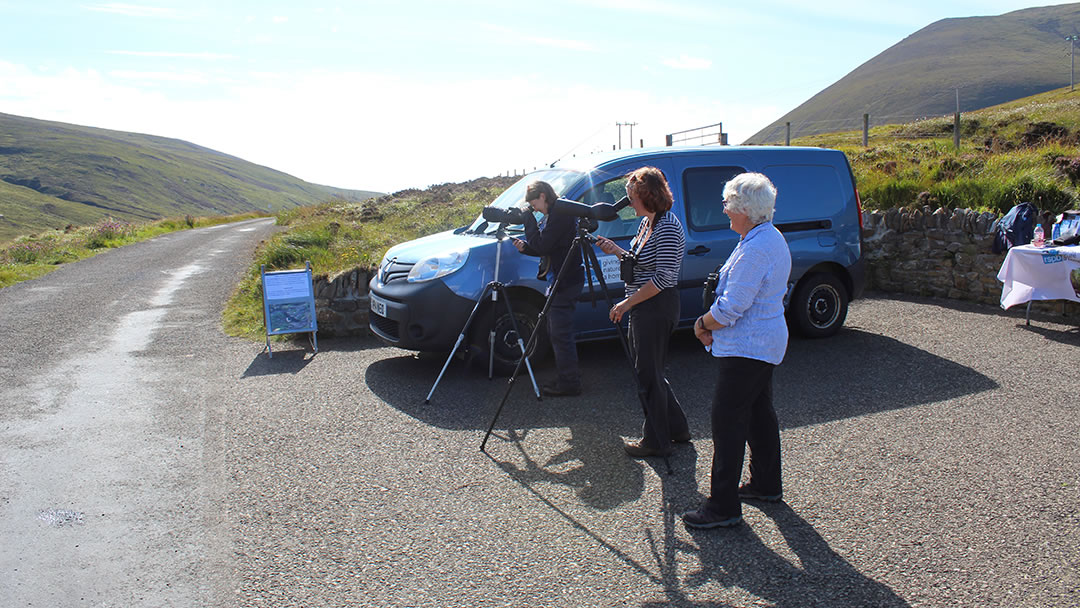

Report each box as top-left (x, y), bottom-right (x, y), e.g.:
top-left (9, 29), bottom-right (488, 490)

top-left (749, 3), bottom-right (1080, 143)
top-left (797, 86), bottom-right (1080, 216)
top-left (0, 112), bottom-right (381, 243)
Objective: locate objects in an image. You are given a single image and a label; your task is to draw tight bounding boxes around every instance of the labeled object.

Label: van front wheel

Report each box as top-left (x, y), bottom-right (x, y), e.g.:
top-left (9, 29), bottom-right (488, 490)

top-left (470, 301), bottom-right (549, 376)
top-left (789, 273), bottom-right (848, 339)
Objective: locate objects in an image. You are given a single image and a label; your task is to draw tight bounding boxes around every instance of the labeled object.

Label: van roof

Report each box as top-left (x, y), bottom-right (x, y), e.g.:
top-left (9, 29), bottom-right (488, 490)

top-left (550, 145), bottom-right (836, 172)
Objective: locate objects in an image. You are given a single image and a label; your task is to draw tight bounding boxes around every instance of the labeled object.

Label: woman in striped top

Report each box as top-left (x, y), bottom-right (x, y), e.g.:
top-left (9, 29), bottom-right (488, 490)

top-left (594, 166), bottom-right (689, 458)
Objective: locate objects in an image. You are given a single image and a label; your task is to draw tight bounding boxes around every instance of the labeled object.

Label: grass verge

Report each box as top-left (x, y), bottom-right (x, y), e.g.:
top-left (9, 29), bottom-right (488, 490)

top-left (0, 213), bottom-right (266, 289)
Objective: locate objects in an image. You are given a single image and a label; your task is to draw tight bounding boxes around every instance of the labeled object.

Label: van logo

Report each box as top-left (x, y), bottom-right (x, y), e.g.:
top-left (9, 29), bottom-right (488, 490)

top-left (380, 256), bottom-right (397, 281)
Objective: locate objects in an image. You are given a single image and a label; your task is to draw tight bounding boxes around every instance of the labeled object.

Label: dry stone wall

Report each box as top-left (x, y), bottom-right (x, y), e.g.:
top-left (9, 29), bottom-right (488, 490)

top-left (312, 267), bottom-right (374, 337)
top-left (862, 206), bottom-right (1079, 319)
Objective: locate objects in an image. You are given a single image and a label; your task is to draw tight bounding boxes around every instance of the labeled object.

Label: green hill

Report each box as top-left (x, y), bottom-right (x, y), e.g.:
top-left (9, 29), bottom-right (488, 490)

top-left (748, 3), bottom-right (1080, 143)
top-left (0, 112), bottom-right (381, 243)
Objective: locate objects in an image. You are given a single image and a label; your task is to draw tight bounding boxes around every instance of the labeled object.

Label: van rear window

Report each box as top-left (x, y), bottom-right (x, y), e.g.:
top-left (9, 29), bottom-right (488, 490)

top-left (763, 164), bottom-right (845, 223)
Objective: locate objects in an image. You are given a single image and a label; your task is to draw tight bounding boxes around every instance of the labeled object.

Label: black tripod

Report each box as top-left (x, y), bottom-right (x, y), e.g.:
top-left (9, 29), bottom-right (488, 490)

top-left (425, 223), bottom-right (541, 404)
top-left (480, 222), bottom-right (673, 475)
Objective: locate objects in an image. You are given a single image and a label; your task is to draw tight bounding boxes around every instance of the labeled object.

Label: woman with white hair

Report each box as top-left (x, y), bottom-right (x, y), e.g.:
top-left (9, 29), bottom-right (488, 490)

top-left (682, 172), bottom-right (792, 529)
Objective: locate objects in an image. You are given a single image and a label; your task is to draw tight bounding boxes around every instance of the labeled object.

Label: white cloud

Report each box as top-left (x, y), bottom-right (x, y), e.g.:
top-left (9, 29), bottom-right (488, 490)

top-left (524, 35), bottom-right (595, 52)
top-left (272, 16), bottom-right (288, 24)
top-left (107, 69), bottom-right (210, 83)
top-left (478, 23), bottom-right (595, 52)
top-left (83, 3), bottom-right (183, 19)
top-left (662, 54), bottom-right (712, 70)
top-left (105, 50), bottom-right (235, 60)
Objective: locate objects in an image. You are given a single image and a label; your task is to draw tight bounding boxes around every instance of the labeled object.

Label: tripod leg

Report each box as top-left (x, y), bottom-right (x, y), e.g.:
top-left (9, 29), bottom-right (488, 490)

top-left (481, 234), bottom-right (584, 450)
top-left (492, 284), bottom-right (541, 399)
top-left (425, 282), bottom-right (493, 404)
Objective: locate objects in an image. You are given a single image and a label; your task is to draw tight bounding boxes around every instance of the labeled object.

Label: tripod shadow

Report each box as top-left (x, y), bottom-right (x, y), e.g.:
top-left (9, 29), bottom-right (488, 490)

top-left (494, 424), bottom-right (644, 510)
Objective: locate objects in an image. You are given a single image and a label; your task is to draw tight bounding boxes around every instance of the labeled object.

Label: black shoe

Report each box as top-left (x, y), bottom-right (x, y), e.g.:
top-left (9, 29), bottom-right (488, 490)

top-left (623, 441), bottom-right (671, 458)
top-left (738, 484), bottom-right (782, 502)
top-left (671, 431), bottom-right (692, 443)
top-left (681, 508), bottom-right (743, 529)
top-left (541, 383), bottom-right (581, 397)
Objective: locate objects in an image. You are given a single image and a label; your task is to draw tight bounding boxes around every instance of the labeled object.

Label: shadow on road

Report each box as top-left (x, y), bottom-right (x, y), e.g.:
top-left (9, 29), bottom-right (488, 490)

top-left (240, 349), bottom-right (315, 377)
top-left (364, 327), bottom-right (998, 435)
top-left (638, 500), bottom-right (911, 608)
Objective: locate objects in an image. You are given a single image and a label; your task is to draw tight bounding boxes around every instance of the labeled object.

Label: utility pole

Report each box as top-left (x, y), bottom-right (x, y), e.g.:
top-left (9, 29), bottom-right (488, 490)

top-left (616, 122), bottom-right (638, 149)
top-left (1067, 36), bottom-right (1079, 91)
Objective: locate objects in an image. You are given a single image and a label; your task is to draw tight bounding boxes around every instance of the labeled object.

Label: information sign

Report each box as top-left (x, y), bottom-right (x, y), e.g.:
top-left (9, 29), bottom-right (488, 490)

top-left (261, 261), bottom-right (318, 357)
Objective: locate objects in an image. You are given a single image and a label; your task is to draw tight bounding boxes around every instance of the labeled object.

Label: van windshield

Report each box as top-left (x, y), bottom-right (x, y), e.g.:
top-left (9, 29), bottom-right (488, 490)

top-left (467, 169), bottom-right (583, 234)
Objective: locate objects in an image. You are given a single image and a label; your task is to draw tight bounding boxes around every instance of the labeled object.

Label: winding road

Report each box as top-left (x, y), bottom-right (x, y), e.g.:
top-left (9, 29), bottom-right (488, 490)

top-left (0, 218), bottom-right (277, 606)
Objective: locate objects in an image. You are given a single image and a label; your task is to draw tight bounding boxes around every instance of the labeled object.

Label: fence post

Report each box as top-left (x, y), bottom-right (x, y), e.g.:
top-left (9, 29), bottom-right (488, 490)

top-left (665, 134), bottom-right (673, 146)
top-left (863, 114), bottom-right (869, 147)
top-left (954, 112), bottom-right (961, 150)
top-left (785, 122), bottom-right (791, 146)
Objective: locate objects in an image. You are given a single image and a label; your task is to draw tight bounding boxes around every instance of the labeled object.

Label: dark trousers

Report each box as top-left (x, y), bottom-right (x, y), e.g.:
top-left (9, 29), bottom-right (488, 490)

top-left (706, 356), bottom-right (781, 517)
top-left (547, 283), bottom-right (582, 389)
top-left (627, 288), bottom-right (688, 449)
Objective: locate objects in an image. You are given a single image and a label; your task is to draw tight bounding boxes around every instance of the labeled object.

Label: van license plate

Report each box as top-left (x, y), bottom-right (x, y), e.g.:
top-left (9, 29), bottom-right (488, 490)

top-left (370, 295), bottom-right (388, 317)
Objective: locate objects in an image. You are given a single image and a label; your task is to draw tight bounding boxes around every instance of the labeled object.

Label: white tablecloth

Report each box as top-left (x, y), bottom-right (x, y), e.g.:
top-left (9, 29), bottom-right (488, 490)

top-left (997, 244), bottom-right (1080, 309)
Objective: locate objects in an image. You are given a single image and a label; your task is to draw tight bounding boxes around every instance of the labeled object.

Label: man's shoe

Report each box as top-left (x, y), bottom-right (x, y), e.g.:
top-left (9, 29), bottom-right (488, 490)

top-left (541, 383), bottom-right (581, 397)
top-left (623, 441), bottom-right (671, 458)
top-left (681, 508), bottom-right (743, 529)
top-left (738, 484), bottom-right (782, 502)
top-left (671, 431), bottom-right (692, 443)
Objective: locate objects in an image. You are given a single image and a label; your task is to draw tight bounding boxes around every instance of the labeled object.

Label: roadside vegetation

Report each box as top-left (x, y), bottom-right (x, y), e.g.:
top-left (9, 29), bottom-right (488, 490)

top-left (0, 213), bottom-right (265, 288)
top-left (221, 177), bottom-right (515, 339)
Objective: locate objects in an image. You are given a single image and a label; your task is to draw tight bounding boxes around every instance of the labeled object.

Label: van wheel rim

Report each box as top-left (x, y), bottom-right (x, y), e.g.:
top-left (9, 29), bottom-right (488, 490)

top-left (807, 285), bottom-right (840, 329)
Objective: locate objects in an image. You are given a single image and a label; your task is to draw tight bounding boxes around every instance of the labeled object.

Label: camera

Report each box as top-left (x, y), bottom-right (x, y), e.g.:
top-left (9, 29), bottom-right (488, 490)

top-left (481, 205), bottom-right (531, 224)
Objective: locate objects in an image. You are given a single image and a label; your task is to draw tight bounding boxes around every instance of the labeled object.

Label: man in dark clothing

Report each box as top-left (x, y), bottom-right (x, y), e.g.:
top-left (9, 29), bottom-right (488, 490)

top-left (512, 180), bottom-right (584, 396)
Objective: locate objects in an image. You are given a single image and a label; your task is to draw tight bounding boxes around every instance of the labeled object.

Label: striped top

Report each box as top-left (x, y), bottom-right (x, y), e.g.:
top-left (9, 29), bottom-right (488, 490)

top-left (625, 211), bottom-right (685, 297)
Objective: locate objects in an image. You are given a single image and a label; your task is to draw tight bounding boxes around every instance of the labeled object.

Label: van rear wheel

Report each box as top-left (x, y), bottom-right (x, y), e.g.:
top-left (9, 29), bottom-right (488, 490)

top-left (789, 273), bottom-right (848, 339)
top-left (469, 300), bottom-right (549, 376)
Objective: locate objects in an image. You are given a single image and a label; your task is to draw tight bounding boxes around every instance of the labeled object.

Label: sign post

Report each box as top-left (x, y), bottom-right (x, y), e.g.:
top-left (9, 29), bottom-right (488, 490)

top-left (261, 261), bottom-right (318, 358)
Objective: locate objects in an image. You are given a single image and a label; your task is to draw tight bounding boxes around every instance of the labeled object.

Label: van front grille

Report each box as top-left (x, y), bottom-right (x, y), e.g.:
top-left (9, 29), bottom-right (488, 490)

top-left (370, 312), bottom-right (399, 340)
top-left (379, 260), bottom-right (414, 284)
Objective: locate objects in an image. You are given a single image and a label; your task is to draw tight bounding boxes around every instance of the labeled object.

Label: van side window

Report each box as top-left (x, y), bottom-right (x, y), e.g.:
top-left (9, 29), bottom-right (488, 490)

top-left (684, 166), bottom-right (744, 231)
top-left (764, 164), bottom-right (844, 222)
top-left (582, 178), bottom-right (640, 239)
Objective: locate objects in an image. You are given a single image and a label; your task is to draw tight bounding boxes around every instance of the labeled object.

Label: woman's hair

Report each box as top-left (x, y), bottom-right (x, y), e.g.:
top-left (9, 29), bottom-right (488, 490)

top-left (722, 172), bottom-right (777, 224)
top-left (626, 166), bottom-right (673, 214)
top-left (525, 180), bottom-right (558, 204)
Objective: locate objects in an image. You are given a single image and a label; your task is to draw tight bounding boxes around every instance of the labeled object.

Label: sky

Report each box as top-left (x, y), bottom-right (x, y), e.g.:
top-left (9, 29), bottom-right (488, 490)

top-left (0, 1), bottom-right (1075, 194)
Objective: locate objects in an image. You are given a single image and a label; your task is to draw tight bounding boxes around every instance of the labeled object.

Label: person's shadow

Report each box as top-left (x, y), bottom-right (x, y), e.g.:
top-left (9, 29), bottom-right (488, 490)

top-left (639, 460), bottom-right (909, 607)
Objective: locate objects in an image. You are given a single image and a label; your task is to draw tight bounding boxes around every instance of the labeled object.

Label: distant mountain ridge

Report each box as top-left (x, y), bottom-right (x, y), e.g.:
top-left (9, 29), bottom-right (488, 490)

top-left (748, 3), bottom-right (1080, 143)
top-left (0, 112), bottom-right (381, 242)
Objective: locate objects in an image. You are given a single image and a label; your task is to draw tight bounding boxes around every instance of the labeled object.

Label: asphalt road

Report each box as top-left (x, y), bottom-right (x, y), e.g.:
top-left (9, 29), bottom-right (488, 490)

top-left (2, 223), bottom-right (1078, 607)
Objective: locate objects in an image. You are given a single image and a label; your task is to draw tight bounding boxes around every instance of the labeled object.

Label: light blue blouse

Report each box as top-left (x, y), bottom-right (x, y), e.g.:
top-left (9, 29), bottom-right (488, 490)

top-left (708, 221), bottom-right (792, 365)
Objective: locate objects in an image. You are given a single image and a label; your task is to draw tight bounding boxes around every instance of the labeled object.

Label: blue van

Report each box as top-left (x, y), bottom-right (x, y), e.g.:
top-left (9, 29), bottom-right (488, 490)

top-left (368, 146), bottom-right (865, 371)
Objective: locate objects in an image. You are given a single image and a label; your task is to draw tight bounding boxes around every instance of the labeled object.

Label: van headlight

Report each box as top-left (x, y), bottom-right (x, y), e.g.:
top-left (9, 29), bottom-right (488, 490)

top-left (407, 249), bottom-right (469, 283)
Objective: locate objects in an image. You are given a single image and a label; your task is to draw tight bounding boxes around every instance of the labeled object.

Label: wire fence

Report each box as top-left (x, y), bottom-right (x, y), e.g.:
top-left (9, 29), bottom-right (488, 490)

top-left (754, 111), bottom-right (970, 148)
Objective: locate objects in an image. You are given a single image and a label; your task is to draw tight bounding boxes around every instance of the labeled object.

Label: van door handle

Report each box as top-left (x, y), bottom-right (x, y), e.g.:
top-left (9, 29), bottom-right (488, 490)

top-left (687, 245), bottom-right (711, 256)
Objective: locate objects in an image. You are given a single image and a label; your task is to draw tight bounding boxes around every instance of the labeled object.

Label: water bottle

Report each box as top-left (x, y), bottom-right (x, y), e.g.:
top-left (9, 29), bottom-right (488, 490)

top-left (1033, 224), bottom-right (1045, 247)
